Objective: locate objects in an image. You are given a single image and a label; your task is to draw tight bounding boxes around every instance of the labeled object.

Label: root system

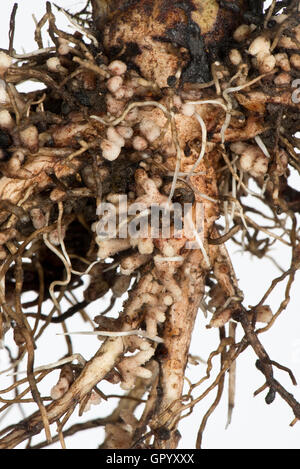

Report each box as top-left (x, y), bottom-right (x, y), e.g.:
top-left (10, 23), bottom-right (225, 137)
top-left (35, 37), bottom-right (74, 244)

top-left (0, 0), bottom-right (300, 449)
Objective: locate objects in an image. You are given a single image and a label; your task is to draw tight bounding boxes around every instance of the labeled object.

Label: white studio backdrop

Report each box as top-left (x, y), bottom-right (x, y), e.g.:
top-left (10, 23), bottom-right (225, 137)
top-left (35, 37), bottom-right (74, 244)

top-left (0, 0), bottom-right (299, 449)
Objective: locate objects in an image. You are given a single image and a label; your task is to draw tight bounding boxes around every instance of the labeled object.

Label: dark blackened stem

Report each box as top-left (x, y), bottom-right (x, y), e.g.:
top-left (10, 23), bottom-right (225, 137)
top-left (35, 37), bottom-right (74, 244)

top-left (8, 3), bottom-right (18, 56)
top-left (235, 309), bottom-right (300, 419)
top-left (26, 300), bottom-right (88, 323)
top-left (208, 225), bottom-right (241, 245)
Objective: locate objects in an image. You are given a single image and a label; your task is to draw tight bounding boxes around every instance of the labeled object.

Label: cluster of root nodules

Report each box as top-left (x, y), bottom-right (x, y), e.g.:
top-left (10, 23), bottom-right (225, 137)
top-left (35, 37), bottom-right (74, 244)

top-left (0, 0), bottom-right (300, 450)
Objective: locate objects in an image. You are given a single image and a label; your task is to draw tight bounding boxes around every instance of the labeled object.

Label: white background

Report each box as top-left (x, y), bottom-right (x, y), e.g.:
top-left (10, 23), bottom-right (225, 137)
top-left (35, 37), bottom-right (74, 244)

top-left (0, 0), bottom-right (300, 449)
